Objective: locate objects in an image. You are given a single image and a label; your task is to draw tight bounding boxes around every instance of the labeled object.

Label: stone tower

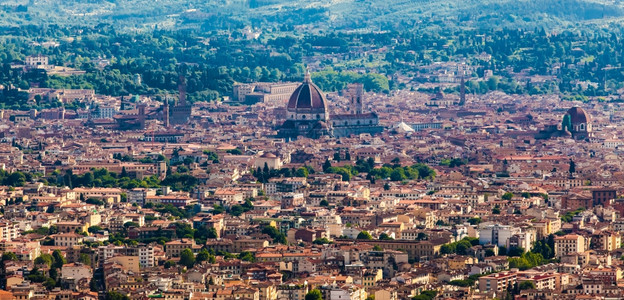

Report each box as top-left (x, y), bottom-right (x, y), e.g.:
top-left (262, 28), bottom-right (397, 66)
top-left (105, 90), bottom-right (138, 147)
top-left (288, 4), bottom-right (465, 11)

top-left (347, 83), bottom-right (364, 115)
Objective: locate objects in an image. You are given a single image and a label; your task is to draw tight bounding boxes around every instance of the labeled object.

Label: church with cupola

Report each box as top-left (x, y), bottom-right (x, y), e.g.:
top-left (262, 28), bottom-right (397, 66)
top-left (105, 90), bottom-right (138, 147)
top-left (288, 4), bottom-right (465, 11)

top-left (277, 72), bottom-right (383, 140)
top-left (536, 106), bottom-right (593, 140)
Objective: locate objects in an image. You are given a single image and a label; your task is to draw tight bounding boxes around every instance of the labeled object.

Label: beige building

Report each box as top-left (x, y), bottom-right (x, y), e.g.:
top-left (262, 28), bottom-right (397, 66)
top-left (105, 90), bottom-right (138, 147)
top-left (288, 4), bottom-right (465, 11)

top-left (478, 271), bottom-right (518, 293)
top-left (52, 233), bottom-right (84, 247)
top-left (554, 234), bottom-right (586, 258)
top-left (165, 239), bottom-right (200, 257)
top-left (56, 221), bottom-right (87, 233)
top-left (254, 152), bottom-right (282, 170)
top-left (109, 256), bottom-right (140, 273)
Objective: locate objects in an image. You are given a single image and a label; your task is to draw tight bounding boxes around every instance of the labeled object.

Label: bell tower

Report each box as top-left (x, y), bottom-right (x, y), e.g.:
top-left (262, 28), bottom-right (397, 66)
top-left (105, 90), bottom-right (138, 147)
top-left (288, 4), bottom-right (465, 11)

top-left (347, 83), bottom-right (364, 115)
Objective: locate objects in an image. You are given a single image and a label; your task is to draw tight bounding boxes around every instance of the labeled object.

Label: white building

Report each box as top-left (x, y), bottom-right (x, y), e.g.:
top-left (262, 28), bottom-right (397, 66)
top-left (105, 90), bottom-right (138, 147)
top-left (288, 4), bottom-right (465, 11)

top-left (98, 105), bottom-right (117, 119)
top-left (25, 55), bottom-right (49, 68)
top-left (478, 224), bottom-right (519, 247)
top-left (139, 245), bottom-right (155, 268)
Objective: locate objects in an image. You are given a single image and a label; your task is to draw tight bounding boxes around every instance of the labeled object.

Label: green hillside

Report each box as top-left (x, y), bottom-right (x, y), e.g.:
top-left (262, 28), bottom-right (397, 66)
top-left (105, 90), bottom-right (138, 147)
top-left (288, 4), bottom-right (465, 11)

top-left (1, 0), bottom-right (623, 31)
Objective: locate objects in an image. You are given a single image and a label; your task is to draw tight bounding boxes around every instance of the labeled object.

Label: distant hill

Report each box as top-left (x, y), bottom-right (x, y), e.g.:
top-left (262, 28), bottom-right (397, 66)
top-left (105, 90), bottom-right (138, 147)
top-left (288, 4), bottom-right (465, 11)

top-left (0, 0), bottom-right (623, 31)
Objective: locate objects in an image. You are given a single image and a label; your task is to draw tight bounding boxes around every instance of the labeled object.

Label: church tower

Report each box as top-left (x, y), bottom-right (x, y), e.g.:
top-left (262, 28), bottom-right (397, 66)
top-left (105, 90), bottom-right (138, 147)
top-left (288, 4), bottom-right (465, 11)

top-left (459, 76), bottom-right (466, 106)
top-left (347, 83), bottom-right (364, 115)
top-left (163, 98), bottom-right (170, 128)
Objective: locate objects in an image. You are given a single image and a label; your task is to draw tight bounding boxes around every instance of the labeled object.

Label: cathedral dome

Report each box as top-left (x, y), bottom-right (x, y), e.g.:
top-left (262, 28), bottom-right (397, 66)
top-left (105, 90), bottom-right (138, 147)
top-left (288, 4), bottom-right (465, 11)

top-left (565, 107), bottom-right (590, 124)
top-left (287, 72), bottom-right (328, 114)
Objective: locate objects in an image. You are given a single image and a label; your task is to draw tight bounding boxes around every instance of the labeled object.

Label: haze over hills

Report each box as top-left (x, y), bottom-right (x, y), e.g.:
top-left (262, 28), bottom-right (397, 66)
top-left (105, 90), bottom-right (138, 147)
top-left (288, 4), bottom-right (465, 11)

top-left (1, 0), bottom-right (624, 31)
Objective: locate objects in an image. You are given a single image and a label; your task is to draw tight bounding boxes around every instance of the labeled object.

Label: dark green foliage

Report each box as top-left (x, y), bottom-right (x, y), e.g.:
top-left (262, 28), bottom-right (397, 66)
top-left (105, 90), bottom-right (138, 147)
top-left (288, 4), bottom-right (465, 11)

top-left (440, 237), bottom-right (479, 255)
top-left (34, 254), bottom-right (53, 267)
top-left (379, 233), bottom-right (394, 240)
top-left (467, 217), bottom-right (481, 225)
top-left (412, 290), bottom-right (437, 300)
top-left (238, 251), bottom-right (255, 262)
top-left (508, 251), bottom-right (546, 270)
top-left (52, 250), bottom-right (66, 269)
top-left (179, 248), bottom-right (195, 268)
top-left (439, 158), bottom-right (467, 168)
top-left (85, 198), bottom-right (105, 206)
top-left (325, 158), bottom-right (435, 182)
top-left (105, 291), bottom-right (130, 300)
top-left (561, 208), bottom-right (585, 222)
top-left (226, 148), bottom-right (243, 155)
top-left (519, 280), bottom-right (536, 290)
top-left (305, 289), bottom-right (323, 300)
top-left (161, 173), bottom-right (199, 192)
top-left (59, 169), bottom-right (160, 189)
top-left (313, 238), bottom-right (333, 245)
top-left (357, 231), bottom-right (373, 240)
top-left (2, 252), bottom-right (17, 261)
top-left (0, 170), bottom-right (32, 187)
top-left (312, 70), bottom-right (390, 93)
top-left (262, 226), bottom-right (287, 244)
top-left (531, 234), bottom-right (556, 259)
top-left (449, 279), bottom-right (475, 287)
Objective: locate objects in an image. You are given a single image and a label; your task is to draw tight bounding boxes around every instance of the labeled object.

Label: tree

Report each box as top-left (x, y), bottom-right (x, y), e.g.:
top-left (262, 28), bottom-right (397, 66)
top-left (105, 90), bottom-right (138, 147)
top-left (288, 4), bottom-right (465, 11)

top-left (164, 260), bottom-right (176, 269)
top-left (492, 205), bottom-right (501, 214)
top-left (502, 192), bottom-right (514, 200)
top-left (319, 200), bottom-right (329, 207)
top-left (179, 248), bottom-right (195, 268)
top-left (105, 291), bottom-right (130, 300)
top-left (34, 254), bottom-right (53, 267)
top-left (206, 227), bottom-right (218, 239)
top-left (51, 250), bottom-right (68, 267)
top-left (467, 217), bottom-right (481, 225)
top-left (569, 159), bottom-right (576, 174)
top-left (79, 253), bottom-right (91, 265)
top-left (313, 238), bottom-right (332, 245)
top-left (305, 289), bottom-right (323, 300)
top-left (238, 251), bottom-right (255, 262)
top-left (357, 231), bottom-right (373, 240)
top-left (322, 159), bottom-right (332, 172)
top-left (519, 280), bottom-right (536, 290)
top-left (379, 233), bottom-right (394, 240)
top-left (295, 167), bottom-right (309, 178)
top-left (196, 249), bottom-right (212, 263)
top-left (333, 151), bottom-right (341, 162)
top-left (412, 290), bottom-right (437, 300)
top-left (261, 225), bottom-right (287, 244)
top-left (88, 226), bottom-right (103, 233)
top-left (2, 252), bottom-right (17, 262)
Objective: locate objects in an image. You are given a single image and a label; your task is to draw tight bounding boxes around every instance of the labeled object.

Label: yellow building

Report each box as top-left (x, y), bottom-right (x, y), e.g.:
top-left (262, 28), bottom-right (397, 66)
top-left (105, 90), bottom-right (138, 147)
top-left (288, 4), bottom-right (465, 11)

top-left (598, 231), bottom-right (621, 251)
top-left (362, 269), bottom-right (383, 287)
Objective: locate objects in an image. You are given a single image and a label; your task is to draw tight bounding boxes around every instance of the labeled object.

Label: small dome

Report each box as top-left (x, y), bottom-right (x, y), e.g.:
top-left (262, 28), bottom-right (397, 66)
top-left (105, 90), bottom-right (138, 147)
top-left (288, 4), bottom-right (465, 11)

top-left (287, 72), bottom-right (328, 114)
top-left (260, 152), bottom-right (277, 158)
top-left (565, 107), bottom-right (590, 124)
